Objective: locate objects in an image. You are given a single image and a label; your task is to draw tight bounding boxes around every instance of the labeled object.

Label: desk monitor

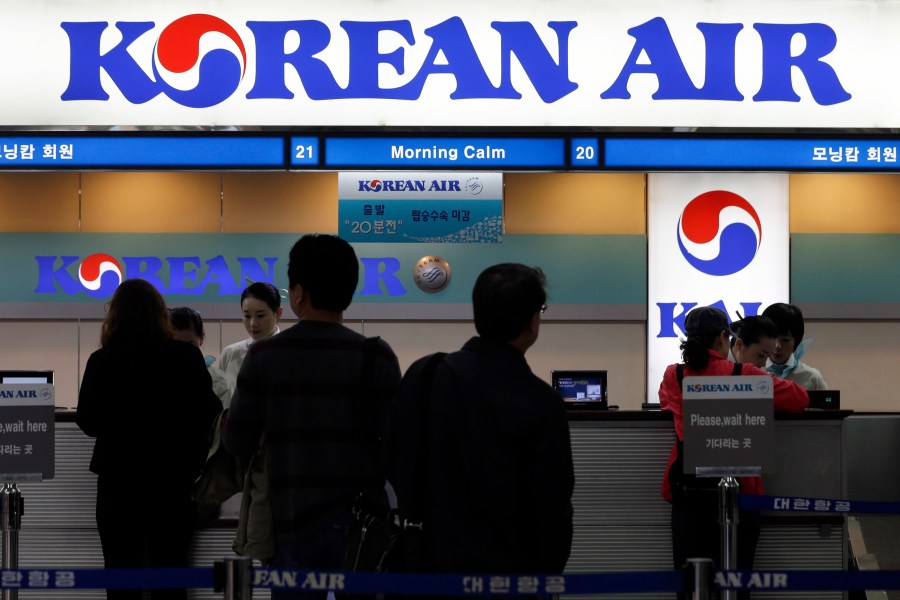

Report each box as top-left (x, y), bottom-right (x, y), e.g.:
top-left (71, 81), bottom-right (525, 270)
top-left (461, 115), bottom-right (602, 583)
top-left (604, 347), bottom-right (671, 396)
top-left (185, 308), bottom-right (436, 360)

top-left (551, 370), bottom-right (608, 410)
top-left (807, 389), bottom-right (840, 410)
top-left (0, 370), bottom-right (53, 384)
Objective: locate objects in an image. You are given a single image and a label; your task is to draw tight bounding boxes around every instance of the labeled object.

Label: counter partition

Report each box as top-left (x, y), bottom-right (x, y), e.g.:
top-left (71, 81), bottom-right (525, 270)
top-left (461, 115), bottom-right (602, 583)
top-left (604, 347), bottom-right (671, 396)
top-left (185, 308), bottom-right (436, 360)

top-left (0, 410), bottom-right (853, 599)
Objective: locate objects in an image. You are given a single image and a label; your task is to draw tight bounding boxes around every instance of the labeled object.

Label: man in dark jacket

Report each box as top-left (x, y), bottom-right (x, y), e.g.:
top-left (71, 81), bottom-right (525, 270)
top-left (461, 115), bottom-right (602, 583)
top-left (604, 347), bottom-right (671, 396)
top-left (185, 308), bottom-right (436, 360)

top-left (223, 234), bottom-right (401, 599)
top-left (384, 263), bottom-right (575, 586)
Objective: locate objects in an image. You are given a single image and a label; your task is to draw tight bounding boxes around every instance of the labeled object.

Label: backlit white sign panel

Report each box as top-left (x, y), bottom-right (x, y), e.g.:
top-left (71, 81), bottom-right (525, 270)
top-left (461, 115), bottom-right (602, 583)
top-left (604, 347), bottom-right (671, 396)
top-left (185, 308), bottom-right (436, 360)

top-left (0, 0), bottom-right (897, 128)
top-left (647, 173), bottom-right (789, 401)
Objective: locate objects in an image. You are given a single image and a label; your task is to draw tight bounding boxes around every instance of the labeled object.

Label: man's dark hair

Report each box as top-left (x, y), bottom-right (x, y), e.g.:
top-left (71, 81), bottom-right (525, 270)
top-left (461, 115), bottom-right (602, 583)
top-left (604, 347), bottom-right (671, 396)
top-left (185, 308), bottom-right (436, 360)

top-left (473, 263), bottom-right (546, 342)
top-left (287, 234), bottom-right (359, 312)
top-left (762, 302), bottom-right (805, 343)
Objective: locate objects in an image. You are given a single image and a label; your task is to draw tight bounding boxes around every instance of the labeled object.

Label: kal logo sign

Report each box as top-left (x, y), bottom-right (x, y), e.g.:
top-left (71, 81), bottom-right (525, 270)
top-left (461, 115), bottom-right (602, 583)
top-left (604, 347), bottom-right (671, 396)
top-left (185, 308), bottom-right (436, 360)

top-left (60, 14), bottom-right (851, 108)
top-left (357, 179), bottom-right (463, 193)
top-left (34, 253), bottom-right (409, 298)
top-left (677, 190), bottom-right (762, 276)
top-left (35, 253), bottom-right (278, 298)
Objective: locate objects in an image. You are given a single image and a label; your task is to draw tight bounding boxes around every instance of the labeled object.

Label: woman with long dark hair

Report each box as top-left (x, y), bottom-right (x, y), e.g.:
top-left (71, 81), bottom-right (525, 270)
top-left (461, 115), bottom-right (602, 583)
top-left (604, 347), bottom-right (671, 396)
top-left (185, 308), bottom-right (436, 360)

top-left (77, 279), bottom-right (221, 600)
top-left (659, 306), bottom-right (808, 598)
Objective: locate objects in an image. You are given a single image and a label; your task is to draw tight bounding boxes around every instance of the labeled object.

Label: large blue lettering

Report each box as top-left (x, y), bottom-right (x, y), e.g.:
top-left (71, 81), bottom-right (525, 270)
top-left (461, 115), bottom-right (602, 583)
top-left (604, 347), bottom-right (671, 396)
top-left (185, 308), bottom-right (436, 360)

top-left (358, 258), bottom-right (406, 296)
top-left (199, 256), bottom-right (241, 295)
top-left (246, 20), bottom-right (342, 100)
top-left (60, 22), bottom-right (159, 103)
top-left (753, 23), bottom-right (851, 105)
top-left (238, 257), bottom-right (278, 288)
top-left (603, 17), bottom-right (849, 105)
top-left (122, 257), bottom-right (166, 291)
top-left (166, 257), bottom-right (202, 294)
top-left (492, 21), bottom-right (578, 103)
top-left (657, 302), bottom-right (697, 338)
top-left (342, 20), bottom-right (415, 98)
top-left (396, 17), bottom-right (504, 100)
top-left (602, 18), bottom-right (743, 100)
top-left (34, 256), bottom-right (82, 295)
top-left (658, 301), bottom-right (762, 337)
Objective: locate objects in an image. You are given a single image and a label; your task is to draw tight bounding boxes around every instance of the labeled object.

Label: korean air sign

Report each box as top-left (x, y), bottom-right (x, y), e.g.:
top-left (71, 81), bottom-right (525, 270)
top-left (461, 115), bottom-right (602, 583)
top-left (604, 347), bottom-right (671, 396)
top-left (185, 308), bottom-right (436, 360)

top-left (647, 174), bottom-right (790, 402)
top-left (0, 0), bottom-right (888, 128)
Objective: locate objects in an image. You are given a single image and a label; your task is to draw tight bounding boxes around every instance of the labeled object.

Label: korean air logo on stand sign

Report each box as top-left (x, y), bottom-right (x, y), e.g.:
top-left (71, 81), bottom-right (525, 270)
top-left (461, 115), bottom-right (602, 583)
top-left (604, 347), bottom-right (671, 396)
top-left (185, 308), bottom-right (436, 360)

top-left (677, 190), bottom-right (763, 276)
top-left (647, 174), bottom-right (789, 405)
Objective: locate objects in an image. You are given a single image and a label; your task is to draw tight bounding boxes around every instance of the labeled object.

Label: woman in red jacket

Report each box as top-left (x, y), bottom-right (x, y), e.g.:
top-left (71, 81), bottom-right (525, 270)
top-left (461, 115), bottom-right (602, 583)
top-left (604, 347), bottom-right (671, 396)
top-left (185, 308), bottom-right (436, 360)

top-left (659, 306), bottom-right (808, 593)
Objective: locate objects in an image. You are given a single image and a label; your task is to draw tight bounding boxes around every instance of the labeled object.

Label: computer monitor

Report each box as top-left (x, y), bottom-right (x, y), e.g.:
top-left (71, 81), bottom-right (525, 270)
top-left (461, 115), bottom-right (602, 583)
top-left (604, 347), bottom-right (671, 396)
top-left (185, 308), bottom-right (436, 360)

top-left (551, 370), bottom-right (608, 410)
top-left (0, 371), bottom-right (54, 384)
top-left (807, 389), bottom-right (840, 410)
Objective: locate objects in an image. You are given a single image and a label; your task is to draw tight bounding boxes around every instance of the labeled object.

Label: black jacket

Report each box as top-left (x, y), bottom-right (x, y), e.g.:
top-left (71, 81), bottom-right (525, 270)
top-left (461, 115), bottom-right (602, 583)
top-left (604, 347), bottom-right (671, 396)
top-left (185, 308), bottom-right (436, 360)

top-left (77, 339), bottom-right (221, 487)
top-left (385, 336), bottom-right (575, 574)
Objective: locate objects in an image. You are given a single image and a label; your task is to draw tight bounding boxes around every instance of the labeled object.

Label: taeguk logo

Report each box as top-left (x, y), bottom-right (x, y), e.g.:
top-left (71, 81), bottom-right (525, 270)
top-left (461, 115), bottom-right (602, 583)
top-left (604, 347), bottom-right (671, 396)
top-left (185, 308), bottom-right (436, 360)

top-left (676, 190), bottom-right (762, 277)
top-left (63, 14), bottom-right (247, 109)
top-left (78, 253), bottom-right (123, 294)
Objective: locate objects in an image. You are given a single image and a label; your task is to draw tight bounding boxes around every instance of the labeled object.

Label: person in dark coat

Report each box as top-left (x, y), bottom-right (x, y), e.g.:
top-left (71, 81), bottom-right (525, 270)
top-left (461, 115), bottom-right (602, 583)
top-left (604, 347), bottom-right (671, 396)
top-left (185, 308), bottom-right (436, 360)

top-left (77, 279), bottom-right (221, 600)
top-left (384, 263), bottom-right (575, 592)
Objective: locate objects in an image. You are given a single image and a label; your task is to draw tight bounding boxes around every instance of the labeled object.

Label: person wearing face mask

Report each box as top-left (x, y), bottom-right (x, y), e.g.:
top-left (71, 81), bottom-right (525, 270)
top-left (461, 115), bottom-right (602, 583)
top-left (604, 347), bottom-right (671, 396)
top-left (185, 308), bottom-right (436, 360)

top-left (729, 315), bottom-right (779, 369)
top-left (219, 282), bottom-right (284, 388)
top-left (762, 302), bottom-right (828, 391)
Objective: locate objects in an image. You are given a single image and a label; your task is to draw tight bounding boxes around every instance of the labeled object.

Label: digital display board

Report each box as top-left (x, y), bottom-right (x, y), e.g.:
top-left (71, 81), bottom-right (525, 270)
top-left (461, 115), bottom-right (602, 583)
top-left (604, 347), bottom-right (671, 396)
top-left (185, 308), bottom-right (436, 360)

top-left (323, 137), bottom-right (566, 169)
top-left (605, 138), bottom-right (900, 170)
top-left (0, 134), bottom-right (897, 172)
top-left (0, 137), bottom-right (284, 168)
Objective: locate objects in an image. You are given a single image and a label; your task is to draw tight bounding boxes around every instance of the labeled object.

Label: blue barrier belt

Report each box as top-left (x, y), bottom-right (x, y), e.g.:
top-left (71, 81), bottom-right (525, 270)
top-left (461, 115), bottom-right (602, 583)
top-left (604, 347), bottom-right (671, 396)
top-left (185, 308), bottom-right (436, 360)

top-left (739, 493), bottom-right (900, 514)
top-left (0, 568), bottom-right (212, 589)
top-left (3, 566), bottom-right (900, 593)
top-left (717, 570), bottom-right (900, 592)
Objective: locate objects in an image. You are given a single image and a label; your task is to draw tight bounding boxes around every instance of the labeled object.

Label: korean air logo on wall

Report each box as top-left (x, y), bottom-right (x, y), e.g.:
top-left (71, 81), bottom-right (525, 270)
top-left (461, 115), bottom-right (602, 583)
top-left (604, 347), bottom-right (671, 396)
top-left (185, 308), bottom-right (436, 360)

top-left (77, 253), bottom-right (123, 296)
top-left (676, 190), bottom-right (762, 277)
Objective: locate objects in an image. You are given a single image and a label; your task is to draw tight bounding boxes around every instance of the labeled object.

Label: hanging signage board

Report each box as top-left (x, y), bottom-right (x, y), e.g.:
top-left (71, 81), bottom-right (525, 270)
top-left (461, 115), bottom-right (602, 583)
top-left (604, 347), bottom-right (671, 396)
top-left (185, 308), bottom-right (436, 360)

top-left (606, 138), bottom-right (900, 170)
top-left (337, 172), bottom-right (503, 243)
top-left (322, 138), bottom-right (565, 169)
top-left (0, 0), bottom-right (893, 129)
top-left (682, 376), bottom-right (774, 477)
top-left (0, 384), bottom-right (55, 481)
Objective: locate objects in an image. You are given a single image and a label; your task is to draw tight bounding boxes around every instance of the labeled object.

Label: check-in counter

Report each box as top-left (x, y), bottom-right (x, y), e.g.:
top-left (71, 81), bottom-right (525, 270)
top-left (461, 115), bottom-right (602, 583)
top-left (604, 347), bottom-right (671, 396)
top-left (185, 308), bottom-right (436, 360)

top-left (1, 410), bottom-right (852, 599)
top-left (566, 410), bottom-right (849, 600)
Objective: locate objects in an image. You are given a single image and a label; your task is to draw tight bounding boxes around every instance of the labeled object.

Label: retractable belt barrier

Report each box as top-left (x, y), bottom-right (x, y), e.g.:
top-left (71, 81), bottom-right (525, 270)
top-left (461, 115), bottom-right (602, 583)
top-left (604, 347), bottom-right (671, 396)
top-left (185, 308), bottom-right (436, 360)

top-left (0, 492), bottom-right (897, 595)
top-left (740, 493), bottom-right (900, 514)
top-left (2, 566), bottom-right (900, 594)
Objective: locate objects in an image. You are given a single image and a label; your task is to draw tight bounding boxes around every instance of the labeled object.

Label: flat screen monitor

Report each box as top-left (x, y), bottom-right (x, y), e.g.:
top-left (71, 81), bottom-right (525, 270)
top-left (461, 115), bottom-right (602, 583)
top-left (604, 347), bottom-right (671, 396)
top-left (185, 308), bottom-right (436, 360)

top-left (0, 370), bottom-right (54, 384)
top-left (551, 370), bottom-right (608, 410)
top-left (807, 389), bottom-right (840, 410)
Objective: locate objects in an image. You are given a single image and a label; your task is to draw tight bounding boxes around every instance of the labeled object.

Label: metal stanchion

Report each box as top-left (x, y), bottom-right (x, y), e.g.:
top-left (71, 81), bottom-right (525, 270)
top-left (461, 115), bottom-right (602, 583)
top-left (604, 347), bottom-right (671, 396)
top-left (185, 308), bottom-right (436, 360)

top-left (685, 557), bottom-right (714, 600)
top-left (0, 483), bottom-right (22, 600)
top-left (223, 556), bottom-right (253, 599)
top-left (718, 476), bottom-right (739, 600)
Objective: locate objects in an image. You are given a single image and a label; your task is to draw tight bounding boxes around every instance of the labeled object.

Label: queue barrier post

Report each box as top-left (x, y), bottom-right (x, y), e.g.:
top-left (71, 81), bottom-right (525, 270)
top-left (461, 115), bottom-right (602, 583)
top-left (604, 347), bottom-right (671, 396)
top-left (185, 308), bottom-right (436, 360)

top-left (685, 557), bottom-right (714, 599)
top-left (223, 556), bottom-right (253, 600)
top-left (1, 483), bottom-right (22, 600)
top-left (718, 476), bottom-right (740, 600)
